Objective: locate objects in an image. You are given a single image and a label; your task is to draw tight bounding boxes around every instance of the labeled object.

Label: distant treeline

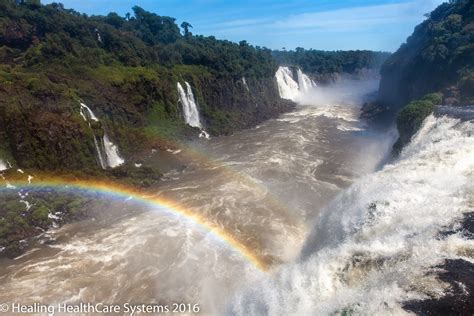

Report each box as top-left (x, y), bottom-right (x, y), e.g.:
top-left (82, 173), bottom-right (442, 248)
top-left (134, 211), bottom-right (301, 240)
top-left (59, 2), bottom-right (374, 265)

top-left (272, 49), bottom-right (391, 74)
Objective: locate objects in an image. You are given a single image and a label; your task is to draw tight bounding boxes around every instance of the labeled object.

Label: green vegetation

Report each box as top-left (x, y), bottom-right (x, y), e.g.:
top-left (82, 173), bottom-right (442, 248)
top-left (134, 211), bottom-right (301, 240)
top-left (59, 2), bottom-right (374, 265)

top-left (0, 0), bottom-right (297, 254)
top-left (0, 0), bottom-right (289, 172)
top-left (0, 1), bottom-right (393, 171)
top-left (378, 0), bottom-right (474, 108)
top-left (0, 2), bottom-right (277, 76)
top-left (273, 48), bottom-right (390, 76)
top-left (393, 93), bottom-right (443, 153)
top-left (0, 0), bottom-right (399, 256)
top-left (0, 189), bottom-right (95, 257)
top-left (361, 0), bottom-right (473, 152)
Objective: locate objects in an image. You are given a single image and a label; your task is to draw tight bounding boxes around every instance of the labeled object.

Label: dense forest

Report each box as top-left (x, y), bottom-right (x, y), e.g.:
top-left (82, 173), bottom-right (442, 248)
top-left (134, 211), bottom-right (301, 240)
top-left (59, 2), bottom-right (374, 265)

top-left (378, 0), bottom-right (473, 108)
top-left (0, 0), bottom-right (295, 173)
top-left (0, 1), bottom-right (277, 77)
top-left (0, 0), bottom-right (391, 174)
top-left (0, 0), bottom-right (295, 255)
top-left (362, 0), bottom-right (473, 150)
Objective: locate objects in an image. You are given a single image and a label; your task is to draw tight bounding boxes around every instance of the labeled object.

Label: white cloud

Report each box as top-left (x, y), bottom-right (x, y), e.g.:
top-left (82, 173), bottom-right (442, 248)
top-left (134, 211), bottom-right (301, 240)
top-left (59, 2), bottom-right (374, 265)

top-left (202, 0), bottom-right (446, 34)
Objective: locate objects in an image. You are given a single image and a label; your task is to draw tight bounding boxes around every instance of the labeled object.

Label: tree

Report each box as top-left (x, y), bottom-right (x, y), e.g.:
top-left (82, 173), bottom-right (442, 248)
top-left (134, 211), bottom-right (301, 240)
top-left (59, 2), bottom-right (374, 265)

top-left (105, 12), bottom-right (125, 28)
top-left (180, 21), bottom-right (192, 37)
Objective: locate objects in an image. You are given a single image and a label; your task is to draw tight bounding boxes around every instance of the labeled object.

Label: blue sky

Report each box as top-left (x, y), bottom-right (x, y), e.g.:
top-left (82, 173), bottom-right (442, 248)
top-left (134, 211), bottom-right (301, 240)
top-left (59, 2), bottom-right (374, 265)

top-left (42, 0), bottom-right (446, 52)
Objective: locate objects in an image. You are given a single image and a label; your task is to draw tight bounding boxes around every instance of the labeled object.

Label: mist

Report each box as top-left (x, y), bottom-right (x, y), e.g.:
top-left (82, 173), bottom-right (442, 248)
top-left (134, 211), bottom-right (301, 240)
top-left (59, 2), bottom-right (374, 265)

top-left (295, 77), bottom-right (380, 107)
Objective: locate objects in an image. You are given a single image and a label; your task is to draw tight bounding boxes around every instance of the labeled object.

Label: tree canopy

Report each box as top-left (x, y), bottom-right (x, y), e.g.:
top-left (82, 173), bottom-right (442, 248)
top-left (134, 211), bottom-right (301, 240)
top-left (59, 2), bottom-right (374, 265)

top-left (0, 0), bottom-right (278, 78)
top-left (378, 0), bottom-right (474, 106)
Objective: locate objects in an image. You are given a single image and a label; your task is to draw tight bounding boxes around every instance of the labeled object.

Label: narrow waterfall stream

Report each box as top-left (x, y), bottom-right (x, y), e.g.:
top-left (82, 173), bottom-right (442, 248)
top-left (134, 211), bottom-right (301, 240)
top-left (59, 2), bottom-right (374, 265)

top-left (80, 102), bottom-right (124, 169)
top-left (177, 82), bottom-right (203, 128)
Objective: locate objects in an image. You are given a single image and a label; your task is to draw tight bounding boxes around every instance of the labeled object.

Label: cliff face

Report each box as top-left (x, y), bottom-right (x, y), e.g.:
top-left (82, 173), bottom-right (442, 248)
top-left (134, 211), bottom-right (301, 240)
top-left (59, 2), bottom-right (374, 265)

top-left (0, 65), bottom-right (291, 172)
top-left (179, 75), bottom-right (293, 136)
top-left (0, 2), bottom-right (291, 172)
top-left (376, 0), bottom-right (474, 113)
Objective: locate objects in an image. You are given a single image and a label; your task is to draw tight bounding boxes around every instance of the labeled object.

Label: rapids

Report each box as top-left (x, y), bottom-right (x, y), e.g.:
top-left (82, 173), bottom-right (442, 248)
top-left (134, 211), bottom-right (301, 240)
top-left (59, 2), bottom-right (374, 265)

top-left (229, 114), bottom-right (474, 315)
top-left (3, 78), bottom-right (468, 315)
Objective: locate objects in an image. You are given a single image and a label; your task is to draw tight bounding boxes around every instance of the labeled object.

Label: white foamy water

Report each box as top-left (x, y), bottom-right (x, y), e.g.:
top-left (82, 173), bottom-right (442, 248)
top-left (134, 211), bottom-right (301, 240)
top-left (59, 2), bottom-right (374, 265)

top-left (103, 134), bottom-right (124, 168)
top-left (229, 115), bottom-right (474, 315)
top-left (93, 136), bottom-right (107, 169)
top-left (177, 82), bottom-right (202, 128)
top-left (1, 79), bottom-right (400, 315)
top-left (79, 102), bottom-right (99, 122)
top-left (79, 102), bottom-right (124, 168)
top-left (275, 67), bottom-right (300, 101)
top-left (0, 160), bottom-right (8, 171)
top-left (297, 68), bottom-right (316, 92)
top-left (275, 66), bottom-right (317, 101)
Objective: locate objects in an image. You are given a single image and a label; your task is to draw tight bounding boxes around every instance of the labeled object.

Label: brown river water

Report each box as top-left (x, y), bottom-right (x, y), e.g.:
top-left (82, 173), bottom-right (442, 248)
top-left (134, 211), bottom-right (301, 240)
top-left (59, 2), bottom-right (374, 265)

top-left (0, 79), bottom-right (396, 315)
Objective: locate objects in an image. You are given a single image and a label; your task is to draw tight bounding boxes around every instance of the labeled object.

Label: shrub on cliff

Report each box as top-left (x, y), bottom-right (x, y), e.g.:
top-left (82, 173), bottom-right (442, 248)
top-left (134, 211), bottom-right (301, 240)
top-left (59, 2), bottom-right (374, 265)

top-left (393, 93), bottom-right (443, 153)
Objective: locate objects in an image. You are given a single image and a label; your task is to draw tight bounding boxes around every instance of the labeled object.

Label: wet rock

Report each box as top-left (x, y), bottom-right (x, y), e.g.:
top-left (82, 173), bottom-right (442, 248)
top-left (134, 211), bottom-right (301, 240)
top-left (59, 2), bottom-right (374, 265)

top-left (405, 213), bottom-right (474, 315)
top-left (404, 259), bottom-right (474, 316)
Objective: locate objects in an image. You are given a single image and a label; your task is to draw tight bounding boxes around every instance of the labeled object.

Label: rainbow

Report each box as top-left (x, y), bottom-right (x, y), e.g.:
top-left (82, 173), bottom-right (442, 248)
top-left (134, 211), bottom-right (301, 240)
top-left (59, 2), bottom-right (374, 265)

top-left (1, 177), bottom-right (271, 271)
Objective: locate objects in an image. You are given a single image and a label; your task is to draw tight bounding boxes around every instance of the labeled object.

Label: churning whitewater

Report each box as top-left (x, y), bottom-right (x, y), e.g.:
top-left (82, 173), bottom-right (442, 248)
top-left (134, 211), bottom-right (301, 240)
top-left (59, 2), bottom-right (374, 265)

top-left (229, 115), bottom-right (474, 315)
top-left (275, 66), bottom-right (317, 101)
top-left (2, 74), bottom-right (471, 315)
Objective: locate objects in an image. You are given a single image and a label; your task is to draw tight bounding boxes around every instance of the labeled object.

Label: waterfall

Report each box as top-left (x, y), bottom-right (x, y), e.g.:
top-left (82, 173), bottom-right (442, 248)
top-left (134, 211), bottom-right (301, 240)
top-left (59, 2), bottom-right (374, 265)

top-left (242, 77), bottom-right (250, 92)
top-left (297, 68), bottom-right (317, 92)
top-left (80, 102), bottom-right (99, 122)
top-left (0, 159), bottom-right (8, 171)
top-left (93, 136), bottom-right (106, 169)
top-left (79, 102), bottom-right (124, 168)
top-left (177, 82), bottom-right (202, 128)
top-left (230, 115), bottom-right (474, 315)
top-left (177, 82), bottom-right (210, 138)
top-left (275, 66), bottom-right (316, 101)
top-left (275, 66), bottom-right (300, 101)
top-left (103, 134), bottom-right (124, 168)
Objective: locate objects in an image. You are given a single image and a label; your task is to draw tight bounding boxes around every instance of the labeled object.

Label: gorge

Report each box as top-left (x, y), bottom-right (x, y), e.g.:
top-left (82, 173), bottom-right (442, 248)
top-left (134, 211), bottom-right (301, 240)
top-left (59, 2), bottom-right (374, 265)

top-left (0, 0), bottom-right (473, 315)
top-left (1, 73), bottom-right (398, 314)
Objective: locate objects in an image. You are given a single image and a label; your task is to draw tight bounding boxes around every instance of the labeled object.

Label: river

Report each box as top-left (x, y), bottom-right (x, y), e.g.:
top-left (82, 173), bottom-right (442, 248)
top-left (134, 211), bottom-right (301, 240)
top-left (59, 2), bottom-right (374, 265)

top-left (1, 76), bottom-right (471, 315)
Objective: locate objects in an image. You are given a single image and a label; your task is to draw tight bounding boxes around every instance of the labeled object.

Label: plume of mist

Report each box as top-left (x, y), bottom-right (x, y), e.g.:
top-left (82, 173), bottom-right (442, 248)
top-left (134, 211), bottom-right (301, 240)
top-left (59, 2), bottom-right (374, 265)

top-left (296, 77), bottom-right (380, 107)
